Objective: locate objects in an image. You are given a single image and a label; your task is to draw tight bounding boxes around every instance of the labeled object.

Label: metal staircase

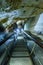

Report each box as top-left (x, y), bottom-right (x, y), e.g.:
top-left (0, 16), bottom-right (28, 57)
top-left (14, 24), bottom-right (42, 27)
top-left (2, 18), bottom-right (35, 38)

top-left (7, 39), bottom-right (33, 65)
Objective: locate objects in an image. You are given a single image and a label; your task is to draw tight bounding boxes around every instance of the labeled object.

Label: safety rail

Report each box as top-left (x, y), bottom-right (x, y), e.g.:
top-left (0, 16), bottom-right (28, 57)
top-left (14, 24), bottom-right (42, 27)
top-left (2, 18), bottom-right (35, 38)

top-left (0, 38), bottom-right (15, 65)
top-left (23, 31), bottom-right (43, 48)
top-left (0, 32), bottom-right (14, 46)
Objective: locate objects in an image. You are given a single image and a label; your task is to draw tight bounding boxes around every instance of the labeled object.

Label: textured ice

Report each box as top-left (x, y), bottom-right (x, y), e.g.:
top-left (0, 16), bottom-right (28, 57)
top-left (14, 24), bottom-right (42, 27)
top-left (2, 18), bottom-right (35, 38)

top-left (34, 13), bottom-right (43, 34)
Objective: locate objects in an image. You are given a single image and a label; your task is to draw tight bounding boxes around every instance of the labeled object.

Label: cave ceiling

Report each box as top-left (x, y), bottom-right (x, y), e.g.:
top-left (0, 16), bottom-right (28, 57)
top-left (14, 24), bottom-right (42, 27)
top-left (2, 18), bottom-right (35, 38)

top-left (0, 0), bottom-right (43, 26)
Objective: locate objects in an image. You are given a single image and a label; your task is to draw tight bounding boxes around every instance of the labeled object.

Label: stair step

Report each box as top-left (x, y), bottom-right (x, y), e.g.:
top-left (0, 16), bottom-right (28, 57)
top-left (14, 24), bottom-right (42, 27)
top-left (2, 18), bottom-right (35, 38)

top-left (15, 46), bottom-right (27, 48)
top-left (13, 50), bottom-right (28, 52)
top-left (13, 47), bottom-right (27, 51)
top-left (16, 43), bottom-right (26, 45)
top-left (16, 44), bottom-right (26, 46)
top-left (15, 45), bottom-right (26, 47)
top-left (8, 57), bottom-right (33, 65)
top-left (12, 52), bottom-right (29, 57)
top-left (11, 55), bottom-right (29, 58)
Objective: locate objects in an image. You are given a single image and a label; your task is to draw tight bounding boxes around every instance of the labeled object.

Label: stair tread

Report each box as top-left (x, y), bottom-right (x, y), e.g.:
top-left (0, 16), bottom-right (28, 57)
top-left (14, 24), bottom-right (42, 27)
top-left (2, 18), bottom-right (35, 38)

top-left (14, 47), bottom-right (27, 49)
top-left (14, 49), bottom-right (28, 51)
top-left (15, 47), bottom-right (27, 49)
top-left (12, 52), bottom-right (29, 56)
top-left (15, 45), bottom-right (26, 47)
top-left (13, 50), bottom-right (28, 52)
top-left (8, 58), bottom-right (33, 65)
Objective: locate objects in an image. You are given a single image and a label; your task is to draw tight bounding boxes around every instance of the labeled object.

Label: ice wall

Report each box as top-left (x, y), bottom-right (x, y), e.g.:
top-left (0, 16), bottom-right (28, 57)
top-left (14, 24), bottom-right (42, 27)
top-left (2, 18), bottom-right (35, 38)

top-left (34, 13), bottom-right (43, 34)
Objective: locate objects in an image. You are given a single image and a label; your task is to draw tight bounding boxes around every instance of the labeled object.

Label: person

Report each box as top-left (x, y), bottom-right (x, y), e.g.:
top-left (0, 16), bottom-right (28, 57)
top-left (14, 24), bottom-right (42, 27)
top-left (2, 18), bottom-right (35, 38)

top-left (0, 24), bottom-right (5, 32)
top-left (13, 22), bottom-right (17, 30)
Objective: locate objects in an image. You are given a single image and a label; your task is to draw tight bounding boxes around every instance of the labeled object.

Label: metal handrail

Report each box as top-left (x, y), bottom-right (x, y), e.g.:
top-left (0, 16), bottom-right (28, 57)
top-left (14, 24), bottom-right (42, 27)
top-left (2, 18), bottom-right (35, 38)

top-left (23, 31), bottom-right (43, 48)
top-left (0, 32), bottom-right (14, 46)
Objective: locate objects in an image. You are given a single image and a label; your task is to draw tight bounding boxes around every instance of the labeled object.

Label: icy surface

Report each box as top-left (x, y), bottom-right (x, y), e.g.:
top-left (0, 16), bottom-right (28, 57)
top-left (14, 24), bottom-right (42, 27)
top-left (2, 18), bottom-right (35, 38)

top-left (34, 13), bottom-right (43, 34)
